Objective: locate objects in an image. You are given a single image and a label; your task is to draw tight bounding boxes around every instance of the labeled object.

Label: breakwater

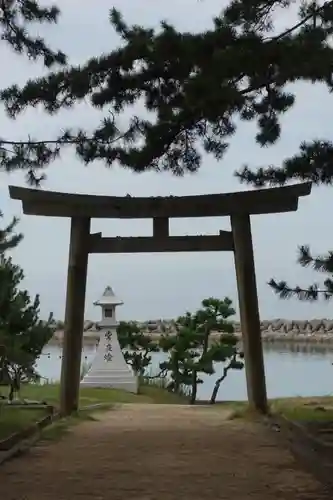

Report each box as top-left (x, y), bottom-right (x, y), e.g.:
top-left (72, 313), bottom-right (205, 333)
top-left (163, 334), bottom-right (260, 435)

top-left (52, 318), bottom-right (333, 344)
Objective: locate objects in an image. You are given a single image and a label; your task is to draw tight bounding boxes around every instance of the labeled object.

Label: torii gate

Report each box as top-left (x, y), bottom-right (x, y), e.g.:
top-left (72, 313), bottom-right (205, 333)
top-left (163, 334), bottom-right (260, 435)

top-left (9, 182), bottom-right (312, 416)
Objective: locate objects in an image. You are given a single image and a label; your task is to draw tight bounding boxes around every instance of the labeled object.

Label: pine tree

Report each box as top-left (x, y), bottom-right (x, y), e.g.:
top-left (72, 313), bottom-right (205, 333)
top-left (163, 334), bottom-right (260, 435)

top-left (2, 1), bottom-right (331, 302)
top-left (117, 320), bottom-right (159, 375)
top-left (2, 1), bottom-right (333, 185)
top-left (0, 214), bottom-right (54, 400)
top-left (2, 2), bottom-right (331, 300)
top-left (0, 255), bottom-right (54, 400)
top-left (159, 297), bottom-right (243, 404)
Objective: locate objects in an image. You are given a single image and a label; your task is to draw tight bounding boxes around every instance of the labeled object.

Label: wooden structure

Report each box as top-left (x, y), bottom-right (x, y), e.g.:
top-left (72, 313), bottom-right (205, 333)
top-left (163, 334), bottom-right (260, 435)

top-left (9, 182), bottom-right (312, 415)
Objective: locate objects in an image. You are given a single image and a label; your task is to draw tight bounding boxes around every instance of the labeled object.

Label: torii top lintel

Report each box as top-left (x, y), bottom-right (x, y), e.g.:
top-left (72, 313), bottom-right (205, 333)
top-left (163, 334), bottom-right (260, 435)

top-left (8, 183), bottom-right (312, 219)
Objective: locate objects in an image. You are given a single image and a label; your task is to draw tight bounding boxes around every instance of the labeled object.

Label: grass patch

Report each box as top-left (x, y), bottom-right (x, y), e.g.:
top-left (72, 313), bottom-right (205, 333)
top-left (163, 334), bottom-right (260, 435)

top-left (279, 406), bottom-right (333, 422)
top-left (6, 384), bottom-right (333, 423)
top-left (224, 403), bottom-right (262, 421)
top-left (8, 381), bottom-right (189, 409)
top-left (271, 396), bottom-right (333, 422)
top-left (221, 396), bottom-right (333, 422)
top-left (0, 380), bottom-right (188, 446)
top-left (139, 384), bottom-right (189, 404)
top-left (0, 406), bottom-right (47, 441)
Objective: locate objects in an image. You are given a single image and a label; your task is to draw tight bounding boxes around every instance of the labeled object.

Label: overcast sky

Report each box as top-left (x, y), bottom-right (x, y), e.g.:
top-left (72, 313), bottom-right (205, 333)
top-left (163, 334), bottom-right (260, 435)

top-left (0, 0), bottom-right (332, 322)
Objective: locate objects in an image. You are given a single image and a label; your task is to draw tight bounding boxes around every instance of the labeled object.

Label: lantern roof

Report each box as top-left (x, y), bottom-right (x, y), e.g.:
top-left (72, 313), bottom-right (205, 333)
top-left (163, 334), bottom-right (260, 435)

top-left (94, 286), bottom-right (124, 307)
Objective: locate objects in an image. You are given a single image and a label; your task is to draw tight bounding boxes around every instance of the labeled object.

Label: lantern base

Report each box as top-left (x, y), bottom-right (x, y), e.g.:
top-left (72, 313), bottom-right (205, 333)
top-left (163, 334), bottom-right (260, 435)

top-left (81, 368), bottom-right (138, 394)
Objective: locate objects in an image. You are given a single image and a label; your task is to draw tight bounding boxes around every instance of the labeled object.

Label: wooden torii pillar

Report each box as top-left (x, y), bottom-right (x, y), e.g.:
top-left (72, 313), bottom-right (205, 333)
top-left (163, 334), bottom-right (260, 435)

top-left (60, 217), bottom-right (90, 414)
top-left (9, 182), bottom-right (312, 416)
top-left (231, 214), bottom-right (267, 412)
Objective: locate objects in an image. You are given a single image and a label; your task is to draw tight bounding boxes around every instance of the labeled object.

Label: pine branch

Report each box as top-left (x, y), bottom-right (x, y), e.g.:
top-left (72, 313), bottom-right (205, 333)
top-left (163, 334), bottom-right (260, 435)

top-left (225, 3), bottom-right (333, 309)
top-left (0, 0), bottom-right (66, 66)
top-left (268, 278), bottom-right (332, 301)
top-left (0, 211), bottom-right (23, 253)
top-left (298, 245), bottom-right (333, 273)
top-left (268, 244), bottom-right (333, 302)
top-left (1, 2), bottom-right (333, 179)
top-left (0, 121), bottom-right (137, 185)
top-left (236, 140), bottom-right (333, 186)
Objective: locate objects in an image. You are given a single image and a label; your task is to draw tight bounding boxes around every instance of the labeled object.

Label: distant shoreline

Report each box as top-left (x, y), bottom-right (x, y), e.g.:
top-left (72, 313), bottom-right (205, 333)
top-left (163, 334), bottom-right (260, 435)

top-left (50, 328), bottom-right (333, 345)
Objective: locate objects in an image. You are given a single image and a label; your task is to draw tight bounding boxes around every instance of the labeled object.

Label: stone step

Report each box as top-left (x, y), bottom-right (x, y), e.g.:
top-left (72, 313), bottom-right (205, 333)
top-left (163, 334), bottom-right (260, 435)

top-left (83, 375), bottom-right (136, 383)
top-left (86, 369), bottom-right (134, 375)
top-left (80, 379), bottom-right (138, 392)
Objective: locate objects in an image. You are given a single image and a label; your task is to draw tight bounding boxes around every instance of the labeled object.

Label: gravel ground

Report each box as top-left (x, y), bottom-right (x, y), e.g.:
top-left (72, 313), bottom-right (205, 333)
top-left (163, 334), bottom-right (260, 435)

top-left (0, 404), bottom-right (329, 500)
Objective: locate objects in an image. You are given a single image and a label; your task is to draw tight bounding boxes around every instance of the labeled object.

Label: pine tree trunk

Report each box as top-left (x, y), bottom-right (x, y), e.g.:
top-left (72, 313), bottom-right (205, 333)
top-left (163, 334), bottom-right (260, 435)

top-left (8, 383), bottom-right (14, 402)
top-left (210, 362), bottom-right (232, 404)
top-left (210, 379), bottom-right (223, 404)
top-left (190, 371), bottom-right (197, 405)
top-left (173, 360), bottom-right (181, 393)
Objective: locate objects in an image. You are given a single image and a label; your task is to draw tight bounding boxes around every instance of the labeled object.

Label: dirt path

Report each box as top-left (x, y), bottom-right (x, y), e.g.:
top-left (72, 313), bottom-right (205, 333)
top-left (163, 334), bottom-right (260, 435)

top-left (0, 404), bottom-right (329, 500)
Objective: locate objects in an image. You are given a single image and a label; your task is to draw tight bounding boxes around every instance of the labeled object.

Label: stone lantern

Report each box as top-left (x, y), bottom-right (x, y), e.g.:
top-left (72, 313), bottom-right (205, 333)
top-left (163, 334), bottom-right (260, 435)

top-left (81, 286), bottom-right (138, 393)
